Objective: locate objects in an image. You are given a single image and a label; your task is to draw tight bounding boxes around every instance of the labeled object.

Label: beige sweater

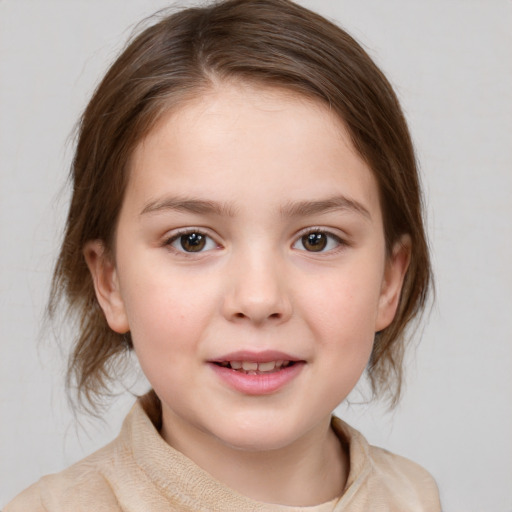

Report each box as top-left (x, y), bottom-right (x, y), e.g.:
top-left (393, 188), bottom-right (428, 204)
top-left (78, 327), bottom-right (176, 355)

top-left (5, 393), bottom-right (441, 511)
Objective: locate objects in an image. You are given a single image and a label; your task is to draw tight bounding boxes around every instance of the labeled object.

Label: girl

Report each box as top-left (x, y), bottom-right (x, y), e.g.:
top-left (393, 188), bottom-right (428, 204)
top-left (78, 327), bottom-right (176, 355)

top-left (6, 0), bottom-right (441, 510)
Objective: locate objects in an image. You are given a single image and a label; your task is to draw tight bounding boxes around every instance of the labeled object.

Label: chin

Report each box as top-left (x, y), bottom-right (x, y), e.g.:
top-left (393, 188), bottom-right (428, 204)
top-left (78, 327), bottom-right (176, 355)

top-left (218, 432), bottom-right (297, 453)
top-left (209, 413), bottom-right (307, 453)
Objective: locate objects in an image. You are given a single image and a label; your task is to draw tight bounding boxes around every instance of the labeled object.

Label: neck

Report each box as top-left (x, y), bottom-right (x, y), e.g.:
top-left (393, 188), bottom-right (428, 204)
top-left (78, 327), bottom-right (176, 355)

top-left (160, 409), bottom-right (348, 506)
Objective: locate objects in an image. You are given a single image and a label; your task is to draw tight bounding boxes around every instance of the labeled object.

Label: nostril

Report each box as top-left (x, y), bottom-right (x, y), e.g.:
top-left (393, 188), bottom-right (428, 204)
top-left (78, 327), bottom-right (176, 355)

top-left (232, 311), bottom-right (282, 321)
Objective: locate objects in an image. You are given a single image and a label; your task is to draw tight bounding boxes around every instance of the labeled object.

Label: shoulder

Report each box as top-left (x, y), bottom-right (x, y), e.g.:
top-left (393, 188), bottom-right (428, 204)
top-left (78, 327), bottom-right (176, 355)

top-left (367, 445), bottom-right (440, 501)
top-left (4, 394), bottom-right (161, 512)
top-left (4, 441), bottom-right (123, 512)
top-left (331, 417), bottom-right (441, 511)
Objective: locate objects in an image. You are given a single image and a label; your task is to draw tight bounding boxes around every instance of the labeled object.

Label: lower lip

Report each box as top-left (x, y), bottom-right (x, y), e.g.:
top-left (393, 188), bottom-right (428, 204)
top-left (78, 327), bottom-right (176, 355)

top-left (209, 362), bottom-right (305, 395)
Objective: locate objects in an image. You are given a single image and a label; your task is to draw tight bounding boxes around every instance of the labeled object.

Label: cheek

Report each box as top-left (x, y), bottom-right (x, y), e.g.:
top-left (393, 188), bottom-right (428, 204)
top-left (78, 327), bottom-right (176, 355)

top-left (296, 259), bottom-right (383, 391)
top-left (119, 268), bottom-right (219, 360)
top-left (300, 264), bottom-right (383, 339)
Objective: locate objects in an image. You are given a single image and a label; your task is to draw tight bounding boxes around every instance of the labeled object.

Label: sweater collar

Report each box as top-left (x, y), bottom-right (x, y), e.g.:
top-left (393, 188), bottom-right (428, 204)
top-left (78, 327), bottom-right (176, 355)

top-left (123, 391), bottom-right (371, 511)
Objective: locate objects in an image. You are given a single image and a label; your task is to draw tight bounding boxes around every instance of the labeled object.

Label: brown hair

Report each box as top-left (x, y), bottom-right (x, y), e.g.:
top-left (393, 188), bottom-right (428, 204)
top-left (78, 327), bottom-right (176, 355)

top-left (50, 0), bottom-right (431, 411)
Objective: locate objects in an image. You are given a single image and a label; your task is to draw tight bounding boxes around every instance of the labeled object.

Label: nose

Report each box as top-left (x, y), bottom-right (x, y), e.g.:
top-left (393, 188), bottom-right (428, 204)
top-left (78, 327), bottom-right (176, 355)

top-left (222, 250), bottom-right (292, 325)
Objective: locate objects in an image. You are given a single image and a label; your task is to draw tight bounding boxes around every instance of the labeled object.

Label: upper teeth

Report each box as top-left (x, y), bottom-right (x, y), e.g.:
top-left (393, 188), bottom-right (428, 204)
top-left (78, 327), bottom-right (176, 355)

top-left (220, 360), bottom-right (288, 372)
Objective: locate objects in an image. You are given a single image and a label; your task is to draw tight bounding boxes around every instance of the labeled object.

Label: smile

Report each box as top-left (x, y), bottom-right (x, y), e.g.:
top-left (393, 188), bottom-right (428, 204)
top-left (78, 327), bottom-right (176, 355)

top-left (208, 351), bottom-right (305, 395)
top-left (215, 360), bottom-right (293, 374)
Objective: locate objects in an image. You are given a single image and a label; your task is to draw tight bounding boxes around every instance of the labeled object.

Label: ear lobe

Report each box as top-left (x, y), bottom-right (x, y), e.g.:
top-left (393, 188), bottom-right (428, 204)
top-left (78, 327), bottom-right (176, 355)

top-left (375, 235), bottom-right (411, 332)
top-left (83, 240), bottom-right (130, 334)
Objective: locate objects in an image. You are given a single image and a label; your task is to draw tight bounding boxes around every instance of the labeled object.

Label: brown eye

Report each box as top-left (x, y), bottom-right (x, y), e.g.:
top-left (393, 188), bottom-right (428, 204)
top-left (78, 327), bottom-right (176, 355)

top-left (168, 230), bottom-right (218, 254)
top-left (293, 231), bottom-right (343, 253)
top-left (301, 232), bottom-right (328, 252)
top-left (179, 232), bottom-right (206, 252)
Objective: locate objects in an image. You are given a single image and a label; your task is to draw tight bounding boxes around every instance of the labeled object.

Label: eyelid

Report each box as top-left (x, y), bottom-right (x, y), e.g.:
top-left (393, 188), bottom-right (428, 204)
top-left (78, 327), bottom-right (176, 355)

top-left (163, 227), bottom-right (221, 254)
top-left (292, 227), bottom-right (347, 252)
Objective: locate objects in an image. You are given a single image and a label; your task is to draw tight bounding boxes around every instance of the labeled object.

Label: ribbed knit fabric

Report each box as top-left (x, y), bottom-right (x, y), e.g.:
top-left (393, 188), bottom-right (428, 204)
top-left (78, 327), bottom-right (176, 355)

top-left (5, 392), bottom-right (441, 511)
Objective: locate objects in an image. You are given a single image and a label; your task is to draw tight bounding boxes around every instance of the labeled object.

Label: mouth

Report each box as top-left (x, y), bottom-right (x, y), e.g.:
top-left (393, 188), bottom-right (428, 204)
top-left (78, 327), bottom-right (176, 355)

top-left (208, 351), bottom-right (305, 394)
top-left (213, 360), bottom-right (296, 375)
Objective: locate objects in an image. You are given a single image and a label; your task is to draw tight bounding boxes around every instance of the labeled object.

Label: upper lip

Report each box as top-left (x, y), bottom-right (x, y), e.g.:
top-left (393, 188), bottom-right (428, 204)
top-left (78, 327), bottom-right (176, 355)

top-left (209, 350), bottom-right (303, 363)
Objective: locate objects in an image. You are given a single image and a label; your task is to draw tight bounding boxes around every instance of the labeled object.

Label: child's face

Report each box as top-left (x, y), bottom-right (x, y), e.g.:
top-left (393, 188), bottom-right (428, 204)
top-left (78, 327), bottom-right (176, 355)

top-left (87, 83), bottom-right (408, 453)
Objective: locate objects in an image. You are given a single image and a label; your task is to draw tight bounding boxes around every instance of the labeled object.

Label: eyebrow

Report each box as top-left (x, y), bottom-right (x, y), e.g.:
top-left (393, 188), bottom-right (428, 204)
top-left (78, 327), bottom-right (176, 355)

top-left (140, 194), bottom-right (371, 220)
top-left (280, 196), bottom-right (371, 220)
top-left (140, 197), bottom-right (237, 217)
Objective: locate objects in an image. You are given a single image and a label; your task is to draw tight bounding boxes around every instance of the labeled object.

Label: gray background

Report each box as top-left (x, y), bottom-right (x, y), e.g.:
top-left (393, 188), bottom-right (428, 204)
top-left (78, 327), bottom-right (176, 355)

top-left (1, 1), bottom-right (511, 510)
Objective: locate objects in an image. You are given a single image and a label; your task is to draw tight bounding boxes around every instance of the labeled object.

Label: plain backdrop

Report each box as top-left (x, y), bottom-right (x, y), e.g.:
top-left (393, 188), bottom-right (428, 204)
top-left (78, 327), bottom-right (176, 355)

top-left (1, 1), bottom-right (511, 510)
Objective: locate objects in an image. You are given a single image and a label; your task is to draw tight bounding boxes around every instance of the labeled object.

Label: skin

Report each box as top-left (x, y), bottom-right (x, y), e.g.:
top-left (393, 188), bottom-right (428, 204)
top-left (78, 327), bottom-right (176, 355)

top-left (85, 82), bottom-right (410, 506)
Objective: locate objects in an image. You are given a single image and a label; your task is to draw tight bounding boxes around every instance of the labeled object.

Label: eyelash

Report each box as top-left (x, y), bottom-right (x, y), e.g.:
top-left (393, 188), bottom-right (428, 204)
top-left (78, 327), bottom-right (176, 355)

top-left (163, 229), bottom-right (219, 255)
top-left (163, 228), bottom-right (346, 255)
top-left (292, 228), bottom-right (346, 253)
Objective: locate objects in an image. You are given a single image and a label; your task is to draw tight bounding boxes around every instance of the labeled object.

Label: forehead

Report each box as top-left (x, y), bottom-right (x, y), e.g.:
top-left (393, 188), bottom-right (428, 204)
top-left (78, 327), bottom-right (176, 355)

top-left (135, 83), bottom-right (347, 154)
top-left (125, 82), bottom-right (380, 218)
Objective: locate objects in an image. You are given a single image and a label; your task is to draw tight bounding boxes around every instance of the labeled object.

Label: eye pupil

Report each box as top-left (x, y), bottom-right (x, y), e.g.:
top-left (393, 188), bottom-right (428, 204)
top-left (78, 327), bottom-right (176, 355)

top-left (180, 233), bottom-right (206, 252)
top-left (302, 232), bottom-right (327, 252)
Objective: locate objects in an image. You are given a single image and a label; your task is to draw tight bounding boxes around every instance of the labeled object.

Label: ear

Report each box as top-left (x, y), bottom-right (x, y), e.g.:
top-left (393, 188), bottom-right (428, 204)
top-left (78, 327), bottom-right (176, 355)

top-left (83, 240), bottom-right (130, 334)
top-left (375, 235), bottom-right (411, 332)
